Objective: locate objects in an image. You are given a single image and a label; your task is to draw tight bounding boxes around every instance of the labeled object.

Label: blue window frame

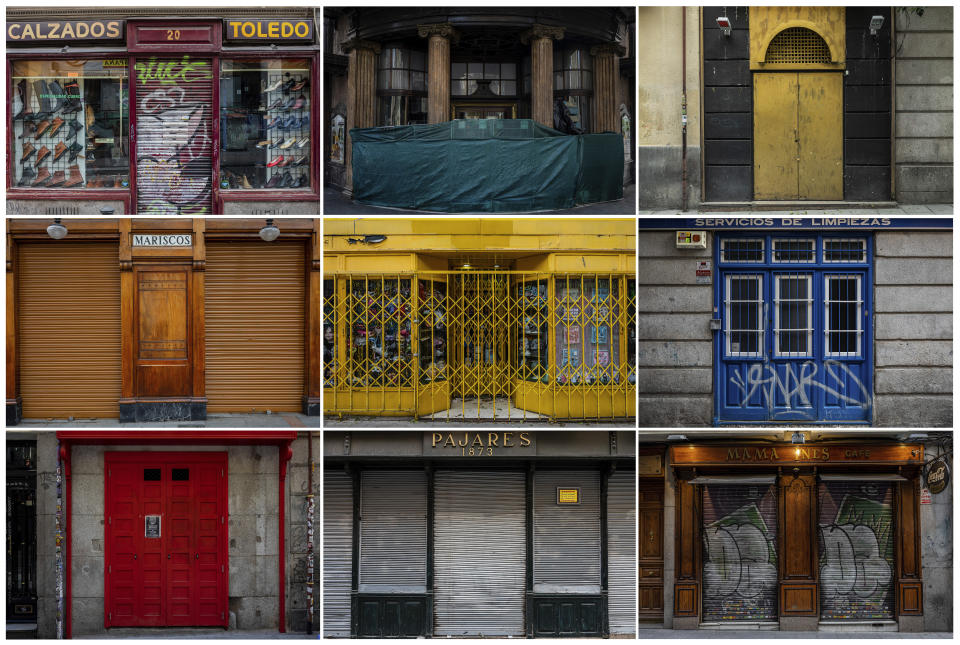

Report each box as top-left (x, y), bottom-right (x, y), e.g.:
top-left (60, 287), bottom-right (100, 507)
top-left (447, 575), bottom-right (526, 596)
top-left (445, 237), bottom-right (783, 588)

top-left (714, 233), bottom-right (872, 425)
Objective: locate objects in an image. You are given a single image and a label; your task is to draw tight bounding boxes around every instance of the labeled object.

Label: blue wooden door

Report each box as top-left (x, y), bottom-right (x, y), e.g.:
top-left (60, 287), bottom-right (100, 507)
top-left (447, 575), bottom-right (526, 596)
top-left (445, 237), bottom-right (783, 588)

top-left (715, 235), bottom-right (872, 424)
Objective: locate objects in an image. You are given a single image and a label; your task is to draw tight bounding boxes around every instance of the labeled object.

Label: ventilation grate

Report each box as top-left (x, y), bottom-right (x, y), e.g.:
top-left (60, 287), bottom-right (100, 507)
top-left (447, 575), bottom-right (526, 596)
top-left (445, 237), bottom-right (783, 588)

top-left (764, 27), bottom-right (831, 64)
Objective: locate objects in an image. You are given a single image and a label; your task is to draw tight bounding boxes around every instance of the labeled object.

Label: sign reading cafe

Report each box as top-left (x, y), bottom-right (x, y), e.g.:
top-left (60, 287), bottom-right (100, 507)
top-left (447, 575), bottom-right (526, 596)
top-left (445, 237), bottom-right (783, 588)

top-left (133, 234), bottom-right (192, 247)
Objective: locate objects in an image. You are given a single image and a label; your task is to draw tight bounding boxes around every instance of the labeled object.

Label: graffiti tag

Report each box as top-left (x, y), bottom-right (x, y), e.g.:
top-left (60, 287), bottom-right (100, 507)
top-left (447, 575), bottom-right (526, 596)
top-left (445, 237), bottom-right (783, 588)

top-left (729, 359), bottom-right (871, 411)
top-left (134, 55), bottom-right (212, 86)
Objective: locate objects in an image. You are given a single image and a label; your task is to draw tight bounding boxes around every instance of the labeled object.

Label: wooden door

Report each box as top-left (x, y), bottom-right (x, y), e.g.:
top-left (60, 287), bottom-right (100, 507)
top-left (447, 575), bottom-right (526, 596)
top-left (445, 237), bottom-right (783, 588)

top-left (637, 481), bottom-right (664, 620)
top-left (754, 72), bottom-right (842, 200)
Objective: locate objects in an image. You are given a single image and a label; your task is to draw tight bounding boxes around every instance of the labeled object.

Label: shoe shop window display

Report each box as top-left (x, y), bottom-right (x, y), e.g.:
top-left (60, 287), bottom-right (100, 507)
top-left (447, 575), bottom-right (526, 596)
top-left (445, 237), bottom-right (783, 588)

top-left (11, 60), bottom-right (130, 190)
top-left (219, 59), bottom-right (311, 191)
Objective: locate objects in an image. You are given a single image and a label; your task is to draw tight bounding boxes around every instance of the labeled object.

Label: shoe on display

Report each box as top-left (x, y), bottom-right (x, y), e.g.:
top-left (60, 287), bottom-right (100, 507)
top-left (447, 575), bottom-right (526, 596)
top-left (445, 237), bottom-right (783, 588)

top-left (65, 119), bottom-right (84, 140)
top-left (264, 78), bottom-right (283, 92)
top-left (63, 164), bottom-right (85, 188)
top-left (296, 137), bottom-right (309, 149)
top-left (265, 116), bottom-right (282, 130)
top-left (22, 142), bottom-right (37, 162)
top-left (13, 79), bottom-right (29, 119)
top-left (291, 79), bottom-right (308, 92)
top-left (33, 80), bottom-right (52, 113)
top-left (281, 77), bottom-right (296, 93)
top-left (48, 80), bottom-right (66, 113)
top-left (269, 137), bottom-right (284, 149)
top-left (32, 166), bottom-right (52, 186)
top-left (53, 141), bottom-right (69, 162)
top-left (49, 117), bottom-right (66, 138)
top-left (47, 169), bottom-right (67, 187)
top-left (279, 137), bottom-right (296, 150)
top-left (292, 95), bottom-right (306, 110)
top-left (267, 97), bottom-right (285, 110)
top-left (295, 174), bottom-right (308, 188)
top-left (265, 173), bottom-right (282, 189)
top-left (36, 145), bottom-right (52, 165)
top-left (20, 121), bottom-right (38, 139)
top-left (256, 139), bottom-right (271, 149)
top-left (18, 165), bottom-right (37, 186)
top-left (35, 120), bottom-right (52, 138)
top-left (267, 156), bottom-right (284, 168)
top-left (85, 104), bottom-right (95, 129)
top-left (280, 171), bottom-right (294, 188)
top-left (278, 156), bottom-right (292, 167)
top-left (67, 142), bottom-right (84, 162)
top-left (242, 174), bottom-right (253, 189)
top-left (114, 176), bottom-right (124, 188)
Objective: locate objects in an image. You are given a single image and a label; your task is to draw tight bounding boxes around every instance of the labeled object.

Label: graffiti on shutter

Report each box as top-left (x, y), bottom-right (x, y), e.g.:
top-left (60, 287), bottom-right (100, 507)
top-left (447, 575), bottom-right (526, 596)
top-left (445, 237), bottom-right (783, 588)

top-left (701, 484), bottom-right (778, 622)
top-left (818, 482), bottom-right (894, 620)
top-left (135, 56), bottom-right (213, 214)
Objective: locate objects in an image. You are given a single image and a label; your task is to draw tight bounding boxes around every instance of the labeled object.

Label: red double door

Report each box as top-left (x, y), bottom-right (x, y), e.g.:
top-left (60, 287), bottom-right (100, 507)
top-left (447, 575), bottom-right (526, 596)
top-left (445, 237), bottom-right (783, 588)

top-left (105, 452), bottom-right (227, 628)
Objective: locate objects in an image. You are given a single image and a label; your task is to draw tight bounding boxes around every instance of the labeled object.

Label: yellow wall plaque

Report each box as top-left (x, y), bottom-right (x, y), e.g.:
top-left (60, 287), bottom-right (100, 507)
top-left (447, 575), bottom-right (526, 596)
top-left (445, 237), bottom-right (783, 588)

top-left (557, 488), bottom-right (580, 504)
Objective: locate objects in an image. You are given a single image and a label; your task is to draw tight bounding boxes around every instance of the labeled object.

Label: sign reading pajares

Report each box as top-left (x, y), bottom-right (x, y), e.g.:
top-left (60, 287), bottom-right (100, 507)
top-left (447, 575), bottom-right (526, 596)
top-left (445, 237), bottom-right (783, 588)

top-left (7, 21), bottom-right (124, 42)
top-left (133, 234), bottom-right (192, 247)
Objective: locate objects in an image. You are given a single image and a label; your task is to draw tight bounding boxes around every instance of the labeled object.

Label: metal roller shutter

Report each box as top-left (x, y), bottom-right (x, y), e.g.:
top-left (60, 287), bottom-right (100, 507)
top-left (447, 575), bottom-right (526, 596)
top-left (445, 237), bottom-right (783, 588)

top-left (18, 243), bottom-right (121, 419)
top-left (323, 469), bottom-right (353, 637)
top-left (818, 481), bottom-right (895, 620)
top-left (136, 57), bottom-right (213, 215)
top-left (701, 484), bottom-right (778, 622)
top-left (205, 242), bottom-right (305, 412)
top-left (359, 471), bottom-right (427, 590)
top-left (434, 471), bottom-right (525, 636)
top-left (534, 471), bottom-right (601, 592)
top-left (607, 471), bottom-right (636, 634)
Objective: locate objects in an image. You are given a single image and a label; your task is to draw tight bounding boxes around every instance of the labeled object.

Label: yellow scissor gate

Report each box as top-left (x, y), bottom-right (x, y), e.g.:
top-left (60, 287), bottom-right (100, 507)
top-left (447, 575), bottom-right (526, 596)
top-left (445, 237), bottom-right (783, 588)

top-left (323, 271), bottom-right (636, 421)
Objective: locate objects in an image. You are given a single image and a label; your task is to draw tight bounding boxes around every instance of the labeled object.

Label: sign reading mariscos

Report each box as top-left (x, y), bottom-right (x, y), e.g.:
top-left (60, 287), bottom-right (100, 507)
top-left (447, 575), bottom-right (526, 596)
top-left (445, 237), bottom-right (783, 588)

top-left (133, 234), bottom-right (193, 247)
top-left (224, 19), bottom-right (313, 42)
top-left (428, 431), bottom-right (534, 457)
top-left (7, 20), bottom-right (124, 42)
top-left (670, 443), bottom-right (923, 466)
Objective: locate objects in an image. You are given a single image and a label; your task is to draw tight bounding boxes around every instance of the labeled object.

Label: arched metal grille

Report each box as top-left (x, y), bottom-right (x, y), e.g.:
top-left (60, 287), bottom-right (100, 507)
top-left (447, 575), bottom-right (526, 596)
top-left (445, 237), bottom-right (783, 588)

top-left (764, 27), bottom-right (831, 64)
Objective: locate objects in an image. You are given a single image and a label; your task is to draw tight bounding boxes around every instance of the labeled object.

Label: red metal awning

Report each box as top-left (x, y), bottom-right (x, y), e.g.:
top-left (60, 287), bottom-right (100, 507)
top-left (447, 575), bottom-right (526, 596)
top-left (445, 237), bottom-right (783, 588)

top-left (55, 430), bottom-right (298, 445)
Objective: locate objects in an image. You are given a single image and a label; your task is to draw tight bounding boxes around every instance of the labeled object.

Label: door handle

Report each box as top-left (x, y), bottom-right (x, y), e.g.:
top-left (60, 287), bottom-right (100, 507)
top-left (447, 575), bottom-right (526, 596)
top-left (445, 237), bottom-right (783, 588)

top-left (167, 554), bottom-right (171, 559)
top-left (195, 553), bottom-right (199, 559)
top-left (134, 554), bottom-right (137, 560)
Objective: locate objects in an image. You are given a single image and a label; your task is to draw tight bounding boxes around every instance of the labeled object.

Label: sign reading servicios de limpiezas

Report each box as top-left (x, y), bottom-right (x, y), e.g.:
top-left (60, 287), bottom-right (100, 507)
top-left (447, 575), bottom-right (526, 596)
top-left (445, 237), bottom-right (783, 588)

top-left (133, 234), bottom-right (192, 247)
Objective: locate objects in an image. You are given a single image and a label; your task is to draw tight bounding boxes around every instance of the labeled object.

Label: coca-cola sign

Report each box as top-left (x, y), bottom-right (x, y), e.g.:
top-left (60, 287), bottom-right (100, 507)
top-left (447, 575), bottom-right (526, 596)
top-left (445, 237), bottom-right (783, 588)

top-left (926, 457), bottom-right (950, 494)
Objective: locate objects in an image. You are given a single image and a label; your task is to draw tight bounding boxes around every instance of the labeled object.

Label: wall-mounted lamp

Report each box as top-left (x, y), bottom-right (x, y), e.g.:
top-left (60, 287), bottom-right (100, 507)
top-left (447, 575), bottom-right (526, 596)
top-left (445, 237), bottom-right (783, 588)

top-left (791, 431), bottom-right (806, 445)
top-left (259, 218), bottom-right (280, 242)
top-left (716, 15), bottom-right (732, 37)
top-left (346, 235), bottom-right (387, 245)
top-left (46, 218), bottom-right (68, 240)
top-left (869, 15), bottom-right (885, 36)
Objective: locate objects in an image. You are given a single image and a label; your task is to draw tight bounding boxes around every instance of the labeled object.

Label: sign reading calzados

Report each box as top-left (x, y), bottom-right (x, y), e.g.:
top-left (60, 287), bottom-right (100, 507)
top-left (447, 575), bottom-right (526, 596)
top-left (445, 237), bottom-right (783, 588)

top-left (428, 431), bottom-right (534, 456)
top-left (133, 234), bottom-right (192, 247)
top-left (7, 21), bottom-right (124, 42)
top-left (670, 443), bottom-right (923, 465)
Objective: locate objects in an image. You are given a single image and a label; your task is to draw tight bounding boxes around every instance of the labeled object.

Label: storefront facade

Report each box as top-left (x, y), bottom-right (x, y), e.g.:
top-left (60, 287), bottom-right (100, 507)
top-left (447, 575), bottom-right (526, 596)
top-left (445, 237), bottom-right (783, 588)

top-left (6, 218), bottom-right (321, 424)
top-left (323, 430), bottom-right (636, 638)
top-left (324, 7), bottom-right (634, 194)
top-left (639, 432), bottom-right (952, 633)
top-left (9, 430), bottom-right (321, 638)
top-left (7, 7), bottom-right (320, 214)
top-left (639, 218), bottom-right (952, 427)
top-left (324, 219), bottom-right (636, 421)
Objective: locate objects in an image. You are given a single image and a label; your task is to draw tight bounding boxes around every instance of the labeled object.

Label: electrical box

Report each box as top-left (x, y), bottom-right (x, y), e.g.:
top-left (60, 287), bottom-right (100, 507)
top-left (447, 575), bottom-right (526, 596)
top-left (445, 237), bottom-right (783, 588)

top-left (676, 231), bottom-right (707, 249)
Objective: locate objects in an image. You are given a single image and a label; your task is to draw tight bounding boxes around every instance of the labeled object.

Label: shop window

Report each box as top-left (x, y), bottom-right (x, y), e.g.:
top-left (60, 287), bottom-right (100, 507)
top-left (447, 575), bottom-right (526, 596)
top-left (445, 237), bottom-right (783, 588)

top-left (626, 279), bottom-right (636, 383)
top-left (345, 277), bottom-right (414, 387)
top-left (825, 274), bottom-right (862, 357)
top-left (377, 46), bottom-right (427, 126)
top-left (418, 279), bottom-right (447, 383)
top-left (219, 59), bottom-right (311, 191)
top-left (823, 239), bottom-right (867, 263)
top-left (144, 468), bottom-right (161, 481)
top-left (772, 238), bottom-right (815, 263)
top-left (555, 276), bottom-right (620, 385)
top-left (522, 57), bottom-right (531, 96)
top-left (554, 47), bottom-right (592, 133)
top-left (172, 468), bottom-right (189, 481)
top-left (720, 238), bottom-right (764, 263)
top-left (11, 60), bottom-right (129, 189)
top-left (451, 62), bottom-right (517, 97)
top-left (324, 278), bottom-right (337, 387)
top-left (519, 279), bottom-right (549, 383)
top-left (774, 274), bottom-right (812, 356)
top-left (724, 274), bottom-right (763, 356)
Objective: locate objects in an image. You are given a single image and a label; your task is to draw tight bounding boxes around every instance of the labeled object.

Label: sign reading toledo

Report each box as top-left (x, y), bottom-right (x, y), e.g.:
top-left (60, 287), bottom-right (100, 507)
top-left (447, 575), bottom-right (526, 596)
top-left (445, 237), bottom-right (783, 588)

top-left (428, 431), bottom-right (534, 457)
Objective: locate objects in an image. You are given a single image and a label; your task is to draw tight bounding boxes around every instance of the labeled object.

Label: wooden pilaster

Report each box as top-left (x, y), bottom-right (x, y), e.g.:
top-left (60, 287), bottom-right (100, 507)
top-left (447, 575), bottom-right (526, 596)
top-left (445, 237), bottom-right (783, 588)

top-left (343, 38), bottom-right (381, 195)
top-left (590, 43), bottom-right (625, 134)
top-left (522, 25), bottom-right (565, 128)
top-left (419, 23), bottom-right (459, 124)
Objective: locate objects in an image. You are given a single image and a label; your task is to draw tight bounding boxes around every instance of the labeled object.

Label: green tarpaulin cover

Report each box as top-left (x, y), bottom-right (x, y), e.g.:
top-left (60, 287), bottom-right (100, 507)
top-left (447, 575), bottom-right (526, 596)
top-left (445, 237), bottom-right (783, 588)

top-left (351, 119), bottom-right (623, 212)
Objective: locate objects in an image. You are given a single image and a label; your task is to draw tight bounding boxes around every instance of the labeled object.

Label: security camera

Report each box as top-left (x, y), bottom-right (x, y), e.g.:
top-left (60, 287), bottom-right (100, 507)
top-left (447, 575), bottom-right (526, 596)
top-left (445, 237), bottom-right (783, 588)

top-left (869, 15), bottom-right (884, 35)
top-left (716, 15), bottom-right (732, 37)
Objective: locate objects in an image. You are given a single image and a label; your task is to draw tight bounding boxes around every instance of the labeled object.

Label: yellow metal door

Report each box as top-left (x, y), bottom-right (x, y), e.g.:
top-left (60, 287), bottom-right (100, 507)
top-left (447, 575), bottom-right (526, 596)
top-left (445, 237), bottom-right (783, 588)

top-left (798, 72), bottom-right (843, 199)
top-left (754, 73), bottom-right (799, 199)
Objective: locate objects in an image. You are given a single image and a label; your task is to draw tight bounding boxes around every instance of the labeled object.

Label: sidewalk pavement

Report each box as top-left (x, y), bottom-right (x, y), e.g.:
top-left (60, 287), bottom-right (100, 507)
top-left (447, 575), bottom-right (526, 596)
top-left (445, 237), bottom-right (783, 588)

top-left (641, 204), bottom-right (953, 215)
top-left (14, 413), bottom-right (321, 428)
top-left (324, 184), bottom-right (637, 215)
top-left (75, 628), bottom-right (316, 639)
top-left (638, 629), bottom-right (951, 639)
top-left (325, 415), bottom-right (633, 427)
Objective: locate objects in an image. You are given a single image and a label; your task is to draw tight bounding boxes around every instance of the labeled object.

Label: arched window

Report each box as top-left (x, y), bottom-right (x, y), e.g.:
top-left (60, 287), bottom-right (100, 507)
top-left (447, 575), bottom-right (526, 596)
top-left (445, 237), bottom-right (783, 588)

top-left (764, 27), bottom-right (831, 64)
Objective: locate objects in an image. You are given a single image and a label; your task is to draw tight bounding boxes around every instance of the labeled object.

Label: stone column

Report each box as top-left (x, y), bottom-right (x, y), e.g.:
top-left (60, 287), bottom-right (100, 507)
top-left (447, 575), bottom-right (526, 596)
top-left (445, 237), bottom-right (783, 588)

top-left (590, 43), bottom-right (625, 134)
top-left (418, 23), bottom-right (460, 124)
top-left (521, 25), bottom-right (565, 128)
top-left (343, 38), bottom-right (380, 195)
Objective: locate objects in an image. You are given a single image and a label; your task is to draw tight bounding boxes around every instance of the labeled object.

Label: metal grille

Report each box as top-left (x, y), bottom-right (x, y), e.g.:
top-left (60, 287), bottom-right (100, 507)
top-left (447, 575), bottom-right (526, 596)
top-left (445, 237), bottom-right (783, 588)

top-left (825, 274), bottom-right (863, 357)
top-left (325, 271), bottom-right (636, 420)
top-left (772, 239), bottom-right (815, 263)
top-left (773, 274), bottom-right (812, 356)
top-left (533, 471), bottom-right (601, 592)
top-left (701, 484), bottom-right (778, 622)
top-left (823, 239), bottom-right (867, 263)
top-left (764, 28), bottom-right (831, 64)
top-left (135, 56), bottom-right (214, 214)
top-left (607, 471), bottom-right (637, 635)
top-left (359, 471), bottom-right (427, 591)
top-left (434, 471), bottom-right (526, 636)
top-left (724, 274), bottom-right (763, 356)
top-left (720, 239), bottom-right (764, 263)
top-left (19, 243), bottom-right (121, 419)
top-left (323, 469), bottom-right (352, 637)
top-left (818, 481), bottom-right (895, 620)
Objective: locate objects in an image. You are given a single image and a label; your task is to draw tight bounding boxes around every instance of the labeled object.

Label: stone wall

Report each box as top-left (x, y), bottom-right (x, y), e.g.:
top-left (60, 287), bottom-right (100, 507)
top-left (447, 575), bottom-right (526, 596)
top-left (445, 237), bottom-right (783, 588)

top-left (894, 7), bottom-right (954, 203)
top-left (873, 231), bottom-right (953, 426)
top-left (285, 432), bottom-right (321, 633)
top-left (921, 439), bottom-right (953, 632)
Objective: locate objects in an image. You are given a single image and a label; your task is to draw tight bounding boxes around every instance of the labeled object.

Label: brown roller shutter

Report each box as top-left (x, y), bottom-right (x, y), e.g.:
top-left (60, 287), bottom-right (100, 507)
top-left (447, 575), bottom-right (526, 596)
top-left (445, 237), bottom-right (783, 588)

top-left (205, 241), bottom-right (305, 412)
top-left (18, 243), bottom-right (121, 419)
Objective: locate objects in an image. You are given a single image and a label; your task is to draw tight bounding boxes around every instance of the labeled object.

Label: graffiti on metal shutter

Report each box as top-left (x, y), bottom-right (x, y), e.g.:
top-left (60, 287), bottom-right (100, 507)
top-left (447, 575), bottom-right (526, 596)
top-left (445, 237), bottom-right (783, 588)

top-left (701, 485), bottom-right (778, 621)
top-left (135, 56), bottom-right (213, 214)
top-left (818, 482), bottom-right (894, 620)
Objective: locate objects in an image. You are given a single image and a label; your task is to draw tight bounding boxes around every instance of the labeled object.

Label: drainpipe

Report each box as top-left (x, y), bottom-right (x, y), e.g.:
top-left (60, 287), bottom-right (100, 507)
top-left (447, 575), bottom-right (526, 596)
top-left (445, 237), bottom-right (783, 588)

top-left (681, 6), bottom-right (688, 212)
top-left (279, 441), bottom-right (293, 633)
top-left (306, 433), bottom-right (315, 635)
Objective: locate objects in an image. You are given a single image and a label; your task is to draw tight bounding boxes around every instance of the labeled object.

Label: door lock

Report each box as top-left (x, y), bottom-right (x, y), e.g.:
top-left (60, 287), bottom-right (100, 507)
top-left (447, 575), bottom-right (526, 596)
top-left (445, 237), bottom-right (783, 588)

top-left (134, 554), bottom-right (137, 560)
top-left (195, 553), bottom-right (199, 559)
top-left (167, 554), bottom-right (171, 559)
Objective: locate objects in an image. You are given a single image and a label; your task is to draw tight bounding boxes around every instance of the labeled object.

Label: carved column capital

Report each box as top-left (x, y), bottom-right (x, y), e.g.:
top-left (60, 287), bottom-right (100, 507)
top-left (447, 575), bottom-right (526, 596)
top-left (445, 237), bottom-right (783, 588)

top-left (590, 42), bottom-right (626, 58)
top-left (120, 260), bottom-right (133, 271)
top-left (417, 22), bottom-right (460, 45)
top-left (341, 37), bottom-right (381, 55)
top-left (520, 24), bottom-right (565, 45)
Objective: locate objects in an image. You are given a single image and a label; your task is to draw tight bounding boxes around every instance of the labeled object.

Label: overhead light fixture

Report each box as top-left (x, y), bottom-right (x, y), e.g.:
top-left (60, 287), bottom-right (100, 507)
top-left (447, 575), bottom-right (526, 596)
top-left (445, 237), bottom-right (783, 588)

top-left (869, 15), bottom-right (885, 36)
top-left (716, 15), bottom-right (732, 37)
top-left (46, 218), bottom-right (68, 240)
top-left (258, 218), bottom-right (280, 242)
top-left (666, 434), bottom-right (689, 442)
top-left (904, 433), bottom-right (929, 442)
top-left (346, 234), bottom-right (387, 245)
top-left (461, 262), bottom-right (472, 270)
top-left (791, 431), bottom-right (806, 445)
